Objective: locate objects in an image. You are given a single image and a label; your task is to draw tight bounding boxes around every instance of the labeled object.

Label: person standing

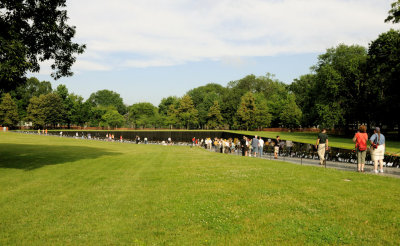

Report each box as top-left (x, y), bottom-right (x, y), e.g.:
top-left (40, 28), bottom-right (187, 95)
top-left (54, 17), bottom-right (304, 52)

top-left (370, 127), bottom-right (386, 173)
top-left (273, 136), bottom-right (280, 159)
top-left (240, 136), bottom-right (247, 156)
top-left (258, 136), bottom-right (264, 157)
top-left (252, 135), bottom-right (259, 157)
top-left (315, 129), bottom-right (328, 165)
top-left (353, 125), bottom-right (368, 172)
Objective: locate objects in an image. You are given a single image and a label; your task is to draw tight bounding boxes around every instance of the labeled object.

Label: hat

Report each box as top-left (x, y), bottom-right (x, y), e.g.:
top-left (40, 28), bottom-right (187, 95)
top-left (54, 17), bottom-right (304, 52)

top-left (375, 127), bottom-right (380, 132)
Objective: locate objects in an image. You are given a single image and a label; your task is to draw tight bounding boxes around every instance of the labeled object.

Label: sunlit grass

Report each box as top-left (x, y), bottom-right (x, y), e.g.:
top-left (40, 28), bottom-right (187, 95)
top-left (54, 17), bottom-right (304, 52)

top-left (1, 132), bottom-right (399, 245)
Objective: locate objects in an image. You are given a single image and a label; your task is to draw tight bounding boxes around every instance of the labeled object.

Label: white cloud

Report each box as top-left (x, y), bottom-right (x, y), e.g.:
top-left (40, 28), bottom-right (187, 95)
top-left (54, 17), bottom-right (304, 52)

top-left (64, 0), bottom-right (395, 70)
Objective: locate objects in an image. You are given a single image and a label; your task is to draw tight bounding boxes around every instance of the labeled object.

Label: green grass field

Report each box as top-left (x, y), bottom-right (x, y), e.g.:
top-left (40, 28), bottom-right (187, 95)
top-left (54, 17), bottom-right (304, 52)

top-left (1, 132), bottom-right (399, 245)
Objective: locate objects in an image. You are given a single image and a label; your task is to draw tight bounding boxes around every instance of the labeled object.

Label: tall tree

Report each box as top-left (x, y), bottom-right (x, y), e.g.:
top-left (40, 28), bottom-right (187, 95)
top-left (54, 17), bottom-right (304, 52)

top-left (87, 90), bottom-right (127, 115)
top-left (207, 100), bottom-right (224, 129)
top-left (0, 93), bottom-right (19, 128)
top-left (11, 77), bottom-right (52, 119)
top-left (26, 96), bottom-right (45, 128)
top-left (55, 84), bottom-right (73, 127)
top-left (313, 44), bottom-right (367, 129)
top-left (237, 92), bottom-right (257, 131)
top-left (367, 29), bottom-right (400, 134)
top-left (279, 94), bottom-right (303, 128)
top-left (0, 0), bottom-right (85, 92)
top-left (128, 102), bottom-right (159, 128)
top-left (177, 95), bottom-right (198, 129)
top-left (100, 109), bottom-right (125, 128)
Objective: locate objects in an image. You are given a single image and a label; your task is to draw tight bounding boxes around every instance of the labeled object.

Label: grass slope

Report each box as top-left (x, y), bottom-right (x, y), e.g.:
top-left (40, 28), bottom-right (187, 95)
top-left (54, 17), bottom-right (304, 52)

top-left (0, 132), bottom-right (399, 245)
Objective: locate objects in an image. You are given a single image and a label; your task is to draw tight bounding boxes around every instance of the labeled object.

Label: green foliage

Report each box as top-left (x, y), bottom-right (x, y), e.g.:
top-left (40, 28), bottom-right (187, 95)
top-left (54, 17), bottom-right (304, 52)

top-left (367, 29), bottom-right (400, 129)
top-left (0, 93), bottom-right (19, 127)
top-left (10, 77), bottom-right (52, 119)
top-left (0, 0), bottom-right (85, 92)
top-left (69, 94), bottom-right (90, 127)
top-left (100, 109), bottom-right (125, 128)
top-left (26, 93), bottom-right (64, 128)
top-left (128, 102), bottom-right (159, 128)
top-left (385, 0), bottom-right (400, 23)
top-left (237, 92), bottom-right (257, 130)
top-left (207, 100), bottom-right (224, 129)
top-left (26, 96), bottom-right (45, 128)
top-left (312, 44), bottom-right (367, 128)
top-left (279, 94), bottom-right (302, 128)
top-left (177, 95), bottom-right (198, 129)
top-left (87, 89), bottom-right (127, 115)
top-left (254, 93), bottom-right (272, 130)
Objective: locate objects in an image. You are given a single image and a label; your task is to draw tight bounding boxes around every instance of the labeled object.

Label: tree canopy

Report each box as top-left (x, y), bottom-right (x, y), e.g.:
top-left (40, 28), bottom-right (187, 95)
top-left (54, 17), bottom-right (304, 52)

top-left (0, 0), bottom-right (85, 92)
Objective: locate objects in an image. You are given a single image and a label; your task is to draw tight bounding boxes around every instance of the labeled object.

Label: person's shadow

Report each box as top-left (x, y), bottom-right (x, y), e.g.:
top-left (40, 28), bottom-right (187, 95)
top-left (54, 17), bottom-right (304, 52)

top-left (0, 143), bottom-right (118, 170)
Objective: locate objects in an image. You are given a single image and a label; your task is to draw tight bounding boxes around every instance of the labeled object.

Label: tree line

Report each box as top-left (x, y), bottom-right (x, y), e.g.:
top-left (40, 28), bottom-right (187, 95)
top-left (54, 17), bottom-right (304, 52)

top-left (0, 1), bottom-right (399, 134)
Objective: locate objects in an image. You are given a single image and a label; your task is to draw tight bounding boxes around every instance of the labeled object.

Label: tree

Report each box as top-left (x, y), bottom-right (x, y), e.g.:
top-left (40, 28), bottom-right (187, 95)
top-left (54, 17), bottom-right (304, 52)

top-left (128, 102), bottom-right (159, 128)
top-left (100, 109), bottom-right (125, 128)
top-left (177, 95), bottom-right (198, 129)
top-left (289, 74), bottom-right (318, 127)
top-left (87, 90), bottom-right (127, 115)
top-left (279, 94), bottom-right (303, 128)
top-left (312, 44), bottom-right (367, 129)
top-left (11, 77), bottom-right (52, 119)
top-left (0, 0), bottom-right (85, 92)
top-left (0, 93), bottom-right (19, 128)
top-left (207, 101), bottom-right (224, 129)
top-left (367, 29), bottom-right (400, 134)
top-left (26, 93), bottom-right (64, 128)
top-left (254, 93), bottom-right (272, 130)
top-left (385, 1), bottom-right (400, 24)
top-left (69, 94), bottom-right (90, 127)
top-left (40, 93), bottom-right (64, 128)
top-left (26, 96), bottom-right (45, 128)
top-left (187, 83), bottom-right (225, 128)
top-left (55, 84), bottom-right (73, 127)
top-left (237, 92), bottom-right (257, 130)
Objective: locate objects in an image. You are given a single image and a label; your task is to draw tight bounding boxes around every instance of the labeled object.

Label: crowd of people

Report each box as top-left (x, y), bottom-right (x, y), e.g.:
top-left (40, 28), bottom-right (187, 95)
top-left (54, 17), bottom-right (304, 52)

top-left (29, 127), bottom-right (389, 173)
top-left (192, 135), bottom-right (287, 158)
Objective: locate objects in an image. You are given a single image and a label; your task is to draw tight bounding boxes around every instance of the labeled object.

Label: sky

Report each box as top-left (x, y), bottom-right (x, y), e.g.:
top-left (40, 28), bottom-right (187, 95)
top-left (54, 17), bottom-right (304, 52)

top-left (33, 0), bottom-right (396, 106)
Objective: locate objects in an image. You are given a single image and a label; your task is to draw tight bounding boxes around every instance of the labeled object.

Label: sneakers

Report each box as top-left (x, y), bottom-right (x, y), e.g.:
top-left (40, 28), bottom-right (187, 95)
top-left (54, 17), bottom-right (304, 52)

top-left (373, 170), bottom-right (379, 174)
top-left (379, 169), bottom-right (384, 173)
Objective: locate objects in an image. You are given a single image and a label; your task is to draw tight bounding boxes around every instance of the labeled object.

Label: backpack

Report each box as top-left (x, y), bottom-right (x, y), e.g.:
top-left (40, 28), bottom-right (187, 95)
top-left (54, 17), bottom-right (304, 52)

top-left (356, 133), bottom-right (367, 151)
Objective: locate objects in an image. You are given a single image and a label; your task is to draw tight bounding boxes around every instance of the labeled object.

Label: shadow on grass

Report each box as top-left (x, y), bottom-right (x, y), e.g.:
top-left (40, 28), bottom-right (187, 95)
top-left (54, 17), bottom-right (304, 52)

top-left (0, 143), bottom-right (118, 170)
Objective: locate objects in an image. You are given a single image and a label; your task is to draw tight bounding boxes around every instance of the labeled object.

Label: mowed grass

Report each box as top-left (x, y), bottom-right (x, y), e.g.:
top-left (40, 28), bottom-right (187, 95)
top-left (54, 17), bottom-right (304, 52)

top-left (231, 130), bottom-right (400, 155)
top-left (0, 132), bottom-right (399, 245)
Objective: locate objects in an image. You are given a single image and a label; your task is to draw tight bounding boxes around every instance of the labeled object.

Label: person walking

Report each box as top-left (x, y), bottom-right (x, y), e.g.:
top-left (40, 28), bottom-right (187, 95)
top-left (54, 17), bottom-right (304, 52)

top-left (370, 127), bottom-right (386, 173)
top-left (315, 129), bottom-right (328, 165)
top-left (251, 135), bottom-right (259, 157)
top-left (353, 125), bottom-right (368, 172)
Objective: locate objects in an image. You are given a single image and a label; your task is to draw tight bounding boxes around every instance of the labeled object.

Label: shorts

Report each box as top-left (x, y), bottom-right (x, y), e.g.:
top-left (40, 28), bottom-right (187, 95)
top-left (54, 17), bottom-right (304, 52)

top-left (274, 146), bottom-right (279, 154)
top-left (372, 144), bottom-right (384, 161)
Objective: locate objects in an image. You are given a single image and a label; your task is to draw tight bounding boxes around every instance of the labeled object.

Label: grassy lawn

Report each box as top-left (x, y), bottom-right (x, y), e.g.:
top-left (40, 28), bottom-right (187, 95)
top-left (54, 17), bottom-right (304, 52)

top-left (231, 130), bottom-right (400, 155)
top-left (1, 132), bottom-right (399, 245)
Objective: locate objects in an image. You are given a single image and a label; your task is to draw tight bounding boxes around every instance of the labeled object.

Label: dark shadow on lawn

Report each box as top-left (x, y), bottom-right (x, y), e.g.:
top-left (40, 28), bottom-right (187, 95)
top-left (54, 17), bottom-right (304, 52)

top-left (0, 143), bottom-right (118, 170)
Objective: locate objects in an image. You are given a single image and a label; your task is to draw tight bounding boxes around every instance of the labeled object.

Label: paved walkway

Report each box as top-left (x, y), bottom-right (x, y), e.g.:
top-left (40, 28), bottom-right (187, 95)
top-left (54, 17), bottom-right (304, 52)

top-left (221, 150), bottom-right (400, 178)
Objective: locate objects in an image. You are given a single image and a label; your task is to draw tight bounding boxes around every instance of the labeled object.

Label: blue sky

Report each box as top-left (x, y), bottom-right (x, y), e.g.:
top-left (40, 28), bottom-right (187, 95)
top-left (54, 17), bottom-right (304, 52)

top-left (33, 0), bottom-right (396, 106)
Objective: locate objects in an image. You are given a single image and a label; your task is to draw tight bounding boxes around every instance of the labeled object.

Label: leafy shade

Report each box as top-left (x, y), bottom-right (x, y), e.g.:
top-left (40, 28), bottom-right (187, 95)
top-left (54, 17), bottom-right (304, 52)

top-left (0, 0), bottom-right (86, 92)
